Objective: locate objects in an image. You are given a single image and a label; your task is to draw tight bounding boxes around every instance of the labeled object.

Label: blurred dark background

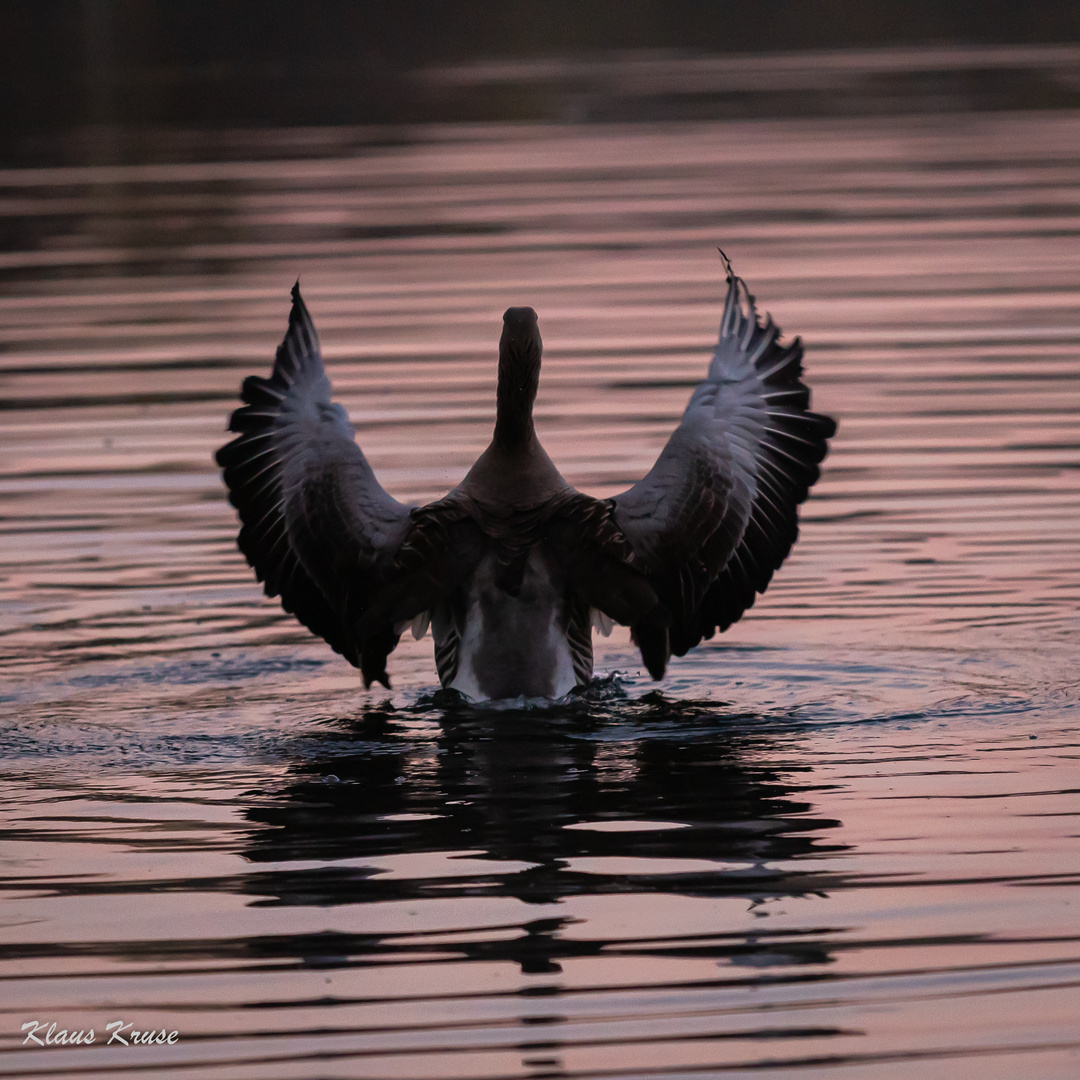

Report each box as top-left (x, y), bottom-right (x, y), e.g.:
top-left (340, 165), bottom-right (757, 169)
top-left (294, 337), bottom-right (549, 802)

top-left (3, 0), bottom-right (1080, 165)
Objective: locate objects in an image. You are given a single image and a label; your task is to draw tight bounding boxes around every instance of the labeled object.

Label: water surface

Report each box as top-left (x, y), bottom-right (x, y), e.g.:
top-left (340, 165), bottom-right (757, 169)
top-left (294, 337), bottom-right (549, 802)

top-left (2, 108), bottom-right (1080, 1078)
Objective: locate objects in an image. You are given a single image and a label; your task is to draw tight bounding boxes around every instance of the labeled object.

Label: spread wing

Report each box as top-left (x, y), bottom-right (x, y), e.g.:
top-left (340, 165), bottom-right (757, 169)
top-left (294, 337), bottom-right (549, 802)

top-left (613, 258), bottom-right (836, 678)
top-left (216, 284), bottom-right (413, 686)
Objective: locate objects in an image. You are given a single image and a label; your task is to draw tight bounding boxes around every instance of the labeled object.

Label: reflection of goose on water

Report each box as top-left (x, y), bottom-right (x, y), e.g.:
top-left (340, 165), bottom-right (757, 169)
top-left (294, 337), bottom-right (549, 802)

top-left (240, 701), bottom-right (846, 914)
top-left (217, 255), bottom-right (835, 701)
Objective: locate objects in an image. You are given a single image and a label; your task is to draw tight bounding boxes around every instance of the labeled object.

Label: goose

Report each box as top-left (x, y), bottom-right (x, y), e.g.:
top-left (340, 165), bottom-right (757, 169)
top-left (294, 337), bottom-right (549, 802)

top-left (217, 256), bottom-right (836, 701)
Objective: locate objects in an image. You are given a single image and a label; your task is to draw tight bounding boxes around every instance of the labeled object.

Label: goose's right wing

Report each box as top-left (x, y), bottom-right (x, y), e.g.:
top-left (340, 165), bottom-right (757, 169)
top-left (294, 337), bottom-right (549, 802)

top-left (216, 285), bottom-right (413, 685)
top-left (613, 261), bottom-right (836, 678)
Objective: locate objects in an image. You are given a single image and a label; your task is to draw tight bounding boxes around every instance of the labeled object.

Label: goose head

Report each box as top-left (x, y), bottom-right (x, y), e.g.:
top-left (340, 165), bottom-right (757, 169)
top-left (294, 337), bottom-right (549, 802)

top-left (494, 306), bottom-right (542, 448)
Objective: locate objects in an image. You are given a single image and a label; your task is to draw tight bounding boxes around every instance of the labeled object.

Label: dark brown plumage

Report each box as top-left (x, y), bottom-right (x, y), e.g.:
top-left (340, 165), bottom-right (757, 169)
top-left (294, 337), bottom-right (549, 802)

top-left (217, 261), bottom-right (836, 700)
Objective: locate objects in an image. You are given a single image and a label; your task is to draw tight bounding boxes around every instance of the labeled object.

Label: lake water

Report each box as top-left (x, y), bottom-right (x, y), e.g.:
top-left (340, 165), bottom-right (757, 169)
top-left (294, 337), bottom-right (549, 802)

top-left (2, 108), bottom-right (1079, 1078)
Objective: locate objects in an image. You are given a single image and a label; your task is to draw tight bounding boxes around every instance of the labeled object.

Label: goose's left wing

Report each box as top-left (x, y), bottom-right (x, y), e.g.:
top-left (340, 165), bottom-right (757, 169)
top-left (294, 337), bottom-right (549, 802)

top-left (216, 284), bottom-right (414, 687)
top-left (612, 260), bottom-right (836, 679)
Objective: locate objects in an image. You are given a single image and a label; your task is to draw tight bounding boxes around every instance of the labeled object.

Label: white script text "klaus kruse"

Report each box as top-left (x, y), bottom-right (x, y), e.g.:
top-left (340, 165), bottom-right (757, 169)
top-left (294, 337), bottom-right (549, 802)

top-left (22, 1021), bottom-right (179, 1047)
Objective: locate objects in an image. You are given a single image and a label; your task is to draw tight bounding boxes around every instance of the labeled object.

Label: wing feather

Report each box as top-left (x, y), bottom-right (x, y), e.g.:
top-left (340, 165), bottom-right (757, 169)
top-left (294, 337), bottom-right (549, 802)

top-left (216, 284), bottom-right (413, 684)
top-left (613, 260), bottom-right (836, 674)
